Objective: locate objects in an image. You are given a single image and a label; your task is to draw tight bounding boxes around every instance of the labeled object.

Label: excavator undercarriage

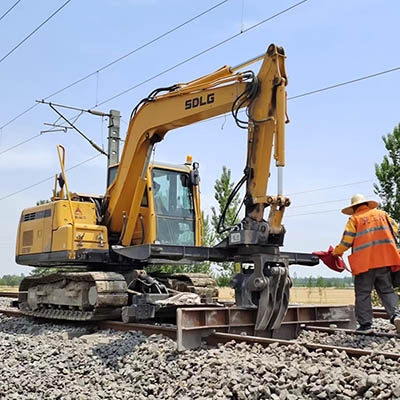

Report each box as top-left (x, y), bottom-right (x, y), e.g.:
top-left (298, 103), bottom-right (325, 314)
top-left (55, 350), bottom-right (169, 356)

top-left (18, 243), bottom-right (318, 327)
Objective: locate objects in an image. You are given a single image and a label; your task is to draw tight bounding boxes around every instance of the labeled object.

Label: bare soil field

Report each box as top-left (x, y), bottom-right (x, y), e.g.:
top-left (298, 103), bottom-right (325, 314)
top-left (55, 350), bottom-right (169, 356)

top-left (1, 285), bottom-right (354, 305)
top-left (0, 286), bottom-right (18, 292)
top-left (219, 287), bottom-right (355, 305)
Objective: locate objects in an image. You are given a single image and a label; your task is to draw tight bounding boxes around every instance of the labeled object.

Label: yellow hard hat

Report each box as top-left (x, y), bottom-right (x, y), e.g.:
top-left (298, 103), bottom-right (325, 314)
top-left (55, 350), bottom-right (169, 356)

top-left (341, 194), bottom-right (379, 215)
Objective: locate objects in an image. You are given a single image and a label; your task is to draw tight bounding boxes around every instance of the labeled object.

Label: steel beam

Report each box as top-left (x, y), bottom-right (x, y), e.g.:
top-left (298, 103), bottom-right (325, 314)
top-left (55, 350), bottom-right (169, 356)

top-left (112, 243), bottom-right (319, 266)
top-left (176, 304), bottom-right (356, 351)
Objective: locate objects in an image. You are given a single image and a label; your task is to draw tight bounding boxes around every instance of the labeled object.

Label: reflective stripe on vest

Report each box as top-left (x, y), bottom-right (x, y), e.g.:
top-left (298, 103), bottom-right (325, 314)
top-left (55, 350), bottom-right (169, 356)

top-left (353, 225), bottom-right (393, 253)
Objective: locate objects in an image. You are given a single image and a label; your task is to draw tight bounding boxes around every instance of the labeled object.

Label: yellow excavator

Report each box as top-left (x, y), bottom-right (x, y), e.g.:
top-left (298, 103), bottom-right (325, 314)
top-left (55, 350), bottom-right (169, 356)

top-left (15, 44), bottom-right (318, 330)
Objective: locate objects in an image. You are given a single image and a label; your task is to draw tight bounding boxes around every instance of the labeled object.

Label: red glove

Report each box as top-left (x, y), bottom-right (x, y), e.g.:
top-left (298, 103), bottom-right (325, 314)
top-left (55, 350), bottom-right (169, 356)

top-left (312, 245), bottom-right (349, 273)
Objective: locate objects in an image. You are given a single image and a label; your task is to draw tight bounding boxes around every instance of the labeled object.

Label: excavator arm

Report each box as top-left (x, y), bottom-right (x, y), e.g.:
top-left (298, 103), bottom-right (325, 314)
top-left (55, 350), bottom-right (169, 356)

top-left (105, 44), bottom-right (318, 331)
top-left (104, 44), bottom-right (288, 247)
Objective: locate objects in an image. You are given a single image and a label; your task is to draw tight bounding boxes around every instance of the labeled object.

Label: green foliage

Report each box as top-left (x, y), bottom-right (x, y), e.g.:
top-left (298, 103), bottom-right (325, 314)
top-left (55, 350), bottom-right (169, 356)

top-left (371, 290), bottom-right (381, 307)
top-left (373, 123), bottom-right (400, 303)
top-left (316, 276), bottom-right (325, 287)
top-left (210, 166), bottom-right (241, 280)
top-left (147, 263), bottom-right (212, 274)
top-left (36, 199), bottom-right (50, 205)
top-left (0, 274), bottom-right (25, 287)
top-left (211, 166), bottom-right (241, 242)
top-left (215, 274), bottom-right (233, 287)
top-left (149, 213), bottom-right (215, 275)
top-left (292, 276), bottom-right (354, 288)
top-left (374, 123), bottom-right (400, 221)
top-left (201, 211), bottom-right (215, 247)
top-left (371, 287), bottom-right (400, 306)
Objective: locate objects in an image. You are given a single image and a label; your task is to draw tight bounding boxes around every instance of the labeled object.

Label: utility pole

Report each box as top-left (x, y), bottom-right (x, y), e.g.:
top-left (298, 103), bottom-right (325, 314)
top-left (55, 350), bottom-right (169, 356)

top-left (107, 109), bottom-right (121, 187)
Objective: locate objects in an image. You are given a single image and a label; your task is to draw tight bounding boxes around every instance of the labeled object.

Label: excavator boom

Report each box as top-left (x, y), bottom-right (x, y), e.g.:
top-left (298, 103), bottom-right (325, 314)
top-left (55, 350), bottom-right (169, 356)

top-left (105, 44), bottom-right (288, 248)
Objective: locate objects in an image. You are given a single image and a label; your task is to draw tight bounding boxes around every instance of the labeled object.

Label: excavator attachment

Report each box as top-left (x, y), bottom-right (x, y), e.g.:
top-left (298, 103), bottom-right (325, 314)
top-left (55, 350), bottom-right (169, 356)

top-left (231, 253), bottom-right (293, 331)
top-left (254, 267), bottom-right (290, 331)
top-left (113, 244), bottom-right (319, 331)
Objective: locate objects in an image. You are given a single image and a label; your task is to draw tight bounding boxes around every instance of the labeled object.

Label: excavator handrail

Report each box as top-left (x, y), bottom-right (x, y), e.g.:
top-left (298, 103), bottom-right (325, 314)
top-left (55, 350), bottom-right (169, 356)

top-left (56, 144), bottom-right (76, 229)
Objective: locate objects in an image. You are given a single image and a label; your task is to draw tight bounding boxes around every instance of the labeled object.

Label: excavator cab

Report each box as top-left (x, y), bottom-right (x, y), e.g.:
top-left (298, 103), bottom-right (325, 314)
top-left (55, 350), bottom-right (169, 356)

top-left (151, 167), bottom-right (196, 246)
top-left (125, 157), bottom-right (202, 248)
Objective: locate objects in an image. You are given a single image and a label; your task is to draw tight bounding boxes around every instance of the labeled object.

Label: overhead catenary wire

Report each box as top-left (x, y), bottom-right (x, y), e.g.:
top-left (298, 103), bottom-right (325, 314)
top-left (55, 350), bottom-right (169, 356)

top-left (288, 66), bottom-right (400, 101)
top-left (0, 1), bottom-right (392, 203)
top-left (4, 57), bottom-right (398, 160)
top-left (0, 0), bottom-right (72, 65)
top-left (96, 0), bottom-right (310, 107)
top-left (0, 154), bottom-right (101, 201)
top-left (285, 209), bottom-right (342, 218)
top-left (0, 0), bottom-right (23, 22)
top-left (0, 134), bottom-right (41, 155)
top-left (0, 0), bottom-right (231, 130)
top-left (0, 0), bottom-right (310, 155)
top-left (0, 61), bottom-right (390, 200)
top-left (288, 179), bottom-right (373, 196)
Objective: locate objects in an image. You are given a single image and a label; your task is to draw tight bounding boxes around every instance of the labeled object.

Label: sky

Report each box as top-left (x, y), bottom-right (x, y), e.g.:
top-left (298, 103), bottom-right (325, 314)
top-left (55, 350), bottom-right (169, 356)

top-left (0, 0), bottom-right (399, 279)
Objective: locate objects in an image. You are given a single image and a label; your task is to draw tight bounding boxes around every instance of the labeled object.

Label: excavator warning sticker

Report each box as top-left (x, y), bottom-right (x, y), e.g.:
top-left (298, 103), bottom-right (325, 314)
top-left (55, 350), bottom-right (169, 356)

top-left (74, 207), bottom-right (85, 219)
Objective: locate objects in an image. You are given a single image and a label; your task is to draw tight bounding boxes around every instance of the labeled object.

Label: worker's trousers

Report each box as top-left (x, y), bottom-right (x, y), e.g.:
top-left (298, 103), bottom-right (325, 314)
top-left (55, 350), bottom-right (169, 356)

top-left (354, 267), bottom-right (400, 326)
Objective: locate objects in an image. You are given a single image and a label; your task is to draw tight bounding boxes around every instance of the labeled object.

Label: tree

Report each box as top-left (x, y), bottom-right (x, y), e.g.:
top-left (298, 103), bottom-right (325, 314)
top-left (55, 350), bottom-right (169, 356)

top-left (147, 212), bottom-right (214, 275)
top-left (316, 276), bottom-right (325, 287)
top-left (36, 200), bottom-right (50, 205)
top-left (374, 124), bottom-right (400, 298)
top-left (201, 211), bottom-right (215, 247)
top-left (211, 166), bottom-right (241, 243)
top-left (374, 123), bottom-right (400, 221)
top-left (210, 166), bottom-right (241, 281)
top-left (0, 274), bottom-right (25, 287)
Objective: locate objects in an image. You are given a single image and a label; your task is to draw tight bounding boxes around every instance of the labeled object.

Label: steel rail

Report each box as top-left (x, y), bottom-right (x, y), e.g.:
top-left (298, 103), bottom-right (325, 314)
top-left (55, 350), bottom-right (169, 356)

top-left (0, 291), bottom-right (19, 298)
top-left (205, 332), bottom-right (400, 360)
top-left (0, 308), bottom-right (23, 317)
top-left (97, 320), bottom-right (176, 339)
top-left (305, 325), bottom-right (399, 338)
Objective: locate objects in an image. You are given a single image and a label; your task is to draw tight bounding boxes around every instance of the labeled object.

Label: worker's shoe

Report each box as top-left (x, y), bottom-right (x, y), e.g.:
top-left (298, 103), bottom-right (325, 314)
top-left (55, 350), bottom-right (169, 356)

top-left (355, 324), bottom-right (373, 334)
top-left (393, 317), bottom-right (400, 334)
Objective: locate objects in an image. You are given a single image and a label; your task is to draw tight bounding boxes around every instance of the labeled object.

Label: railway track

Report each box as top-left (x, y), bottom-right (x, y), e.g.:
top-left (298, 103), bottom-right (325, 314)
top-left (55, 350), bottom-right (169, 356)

top-left (0, 291), bottom-right (18, 298)
top-left (1, 299), bottom-right (399, 360)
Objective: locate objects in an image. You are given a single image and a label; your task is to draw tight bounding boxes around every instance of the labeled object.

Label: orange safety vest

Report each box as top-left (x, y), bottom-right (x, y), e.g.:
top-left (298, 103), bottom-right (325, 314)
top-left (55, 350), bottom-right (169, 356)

top-left (348, 208), bottom-right (400, 275)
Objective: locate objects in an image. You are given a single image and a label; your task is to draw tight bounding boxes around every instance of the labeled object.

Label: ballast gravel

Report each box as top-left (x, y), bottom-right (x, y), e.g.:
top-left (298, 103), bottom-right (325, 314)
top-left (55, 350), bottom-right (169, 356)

top-left (1, 297), bottom-right (400, 400)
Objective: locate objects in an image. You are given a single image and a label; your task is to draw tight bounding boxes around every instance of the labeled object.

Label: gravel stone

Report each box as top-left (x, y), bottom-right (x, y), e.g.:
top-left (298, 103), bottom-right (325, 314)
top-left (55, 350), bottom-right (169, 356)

top-left (1, 298), bottom-right (400, 399)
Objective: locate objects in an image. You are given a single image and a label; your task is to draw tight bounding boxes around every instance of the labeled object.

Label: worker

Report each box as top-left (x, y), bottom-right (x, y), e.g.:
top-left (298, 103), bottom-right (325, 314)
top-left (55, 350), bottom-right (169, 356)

top-left (153, 181), bottom-right (168, 215)
top-left (332, 193), bottom-right (400, 334)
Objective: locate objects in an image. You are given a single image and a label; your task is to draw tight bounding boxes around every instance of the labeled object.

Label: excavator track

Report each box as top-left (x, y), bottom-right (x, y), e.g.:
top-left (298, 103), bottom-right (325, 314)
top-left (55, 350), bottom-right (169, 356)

top-left (18, 272), bottom-right (128, 321)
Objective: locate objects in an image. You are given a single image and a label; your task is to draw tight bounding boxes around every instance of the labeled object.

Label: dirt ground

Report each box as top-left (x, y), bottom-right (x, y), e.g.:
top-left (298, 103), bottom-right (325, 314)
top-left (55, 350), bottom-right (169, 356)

top-left (219, 287), bottom-right (355, 305)
top-left (1, 285), bottom-right (354, 305)
top-left (0, 286), bottom-right (18, 292)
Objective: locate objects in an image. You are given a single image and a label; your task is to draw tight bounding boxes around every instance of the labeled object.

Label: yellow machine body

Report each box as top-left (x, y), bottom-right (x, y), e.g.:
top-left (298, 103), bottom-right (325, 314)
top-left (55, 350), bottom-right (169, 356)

top-left (16, 200), bottom-right (108, 266)
top-left (15, 159), bottom-right (201, 267)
